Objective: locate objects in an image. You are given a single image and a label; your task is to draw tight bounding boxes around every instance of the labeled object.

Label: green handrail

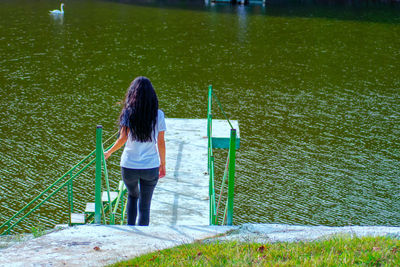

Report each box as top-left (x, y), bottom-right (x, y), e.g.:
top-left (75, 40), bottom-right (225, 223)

top-left (68, 174), bottom-right (74, 214)
top-left (101, 150), bottom-right (114, 224)
top-left (210, 156), bottom-right (216, 225)
top-left (93, 127), bottom-right (126, 226)
top-left (0, 129), bottom-right (119, 235)
top-left (95, 126), bottom-right (103, 224)
top-left (207, 85), bottom-right (238, 226)
top-left (121, 197), bottom-right (128, 225)
top-left (212, 91), bottom-right (234, 130)
top-left (1, 157), bottom-right (96, 234)
top-left (113, 182), bottom-right (127, 215)
top-left (227, 129), bottom-right (237, 225)
top-left (0, 151), bottom-right (95, 232)
top-left (207, 85), bottom-right (213, 174)
top-left (86, 128), bottom-right (128, 226)
top-left (95, 125), bottom-right (120, 225)
top-left (215, 154), bottom-right (229, 222)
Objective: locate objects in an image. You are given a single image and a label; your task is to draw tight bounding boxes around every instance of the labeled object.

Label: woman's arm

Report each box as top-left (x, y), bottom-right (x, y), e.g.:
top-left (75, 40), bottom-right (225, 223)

top-left (158, 131), bottom-right (166, 178)
top-left (104, 127), bottom-right (128, 160)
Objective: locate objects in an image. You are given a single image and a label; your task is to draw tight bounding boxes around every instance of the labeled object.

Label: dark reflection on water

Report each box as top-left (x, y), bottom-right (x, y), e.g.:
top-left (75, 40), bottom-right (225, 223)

top-left (266, 0), bottom-right (400, 23)
top-left (0, 0), bottom-right (399, 232)
top-left (108, 0), bottom-right (400, 23)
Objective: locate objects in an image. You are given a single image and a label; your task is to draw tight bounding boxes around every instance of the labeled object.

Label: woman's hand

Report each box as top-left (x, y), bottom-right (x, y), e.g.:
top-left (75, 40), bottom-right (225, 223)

top-left (157, 131), bottom-right (166, 178)
top-left (159, 163), bottom-right (166, 178)
top-left (104, 150), bottom-right (112, 160)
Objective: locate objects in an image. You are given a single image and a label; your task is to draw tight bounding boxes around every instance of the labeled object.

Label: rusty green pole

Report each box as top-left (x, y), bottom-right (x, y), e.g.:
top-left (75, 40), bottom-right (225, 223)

top-left (95, 125), bottom-right (103, 224)
top-left (227, 129), bottom-right (237, 226)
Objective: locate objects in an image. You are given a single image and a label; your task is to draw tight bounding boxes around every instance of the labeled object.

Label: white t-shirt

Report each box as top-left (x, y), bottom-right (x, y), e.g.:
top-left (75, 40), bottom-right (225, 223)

top-left (120, 109), bottom-right (166, 169)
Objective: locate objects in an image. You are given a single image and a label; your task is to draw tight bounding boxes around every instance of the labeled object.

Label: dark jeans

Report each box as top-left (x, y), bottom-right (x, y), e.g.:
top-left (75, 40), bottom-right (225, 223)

top-left (121, 167), bottom-right (159, 226)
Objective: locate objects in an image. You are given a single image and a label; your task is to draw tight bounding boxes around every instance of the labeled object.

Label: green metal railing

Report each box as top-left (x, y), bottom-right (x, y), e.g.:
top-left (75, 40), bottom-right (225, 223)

top-left (208, 85), bottom-right (238, 226)
top-left (0, 128), bottom-right (125, 235)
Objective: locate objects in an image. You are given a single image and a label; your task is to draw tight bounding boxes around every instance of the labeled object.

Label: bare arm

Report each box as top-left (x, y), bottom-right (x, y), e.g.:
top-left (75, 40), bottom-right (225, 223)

top-left (158, 131), bottom-right (166, 178)
top-left (104, 127), bottom-right (128, 160)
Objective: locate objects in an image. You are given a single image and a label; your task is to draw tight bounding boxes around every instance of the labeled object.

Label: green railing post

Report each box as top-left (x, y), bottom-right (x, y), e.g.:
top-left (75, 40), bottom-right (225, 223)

top-left (208, 154), bottom-right (212, 225)
top-left (121, 198), bottom-right (128, 225)
top-left (95, 126), bottom-right (103, 224)
top-left (101, 151), bottom-right (114, 224)
top-left (121, 194), bottom-right (124, 223)
top-left (209, 156), bottom-right (216, 225)
top-left (68, 173), bottom-right (73, 213)
top-left (207, 85), bottom-right (213, 225)
top-left (227, 129), bottom-right (237, 226)
top-left (207, 85), bottom-right (212, 173)
top-left (68, 173), bottom-right (73, 226)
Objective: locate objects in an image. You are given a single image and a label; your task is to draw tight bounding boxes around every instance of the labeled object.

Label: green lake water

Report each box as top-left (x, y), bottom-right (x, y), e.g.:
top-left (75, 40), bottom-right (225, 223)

top-left (0, 0), bottom-right (399, 232)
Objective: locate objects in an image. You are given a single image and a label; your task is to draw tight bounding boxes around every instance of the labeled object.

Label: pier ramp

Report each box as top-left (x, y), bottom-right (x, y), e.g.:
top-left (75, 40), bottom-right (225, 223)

top-left (150, 118), bottom-right (239, 226)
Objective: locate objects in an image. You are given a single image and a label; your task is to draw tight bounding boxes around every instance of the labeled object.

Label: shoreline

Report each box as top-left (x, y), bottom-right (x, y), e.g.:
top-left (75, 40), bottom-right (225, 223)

top-left (1, 224), bottom-right (400, 266)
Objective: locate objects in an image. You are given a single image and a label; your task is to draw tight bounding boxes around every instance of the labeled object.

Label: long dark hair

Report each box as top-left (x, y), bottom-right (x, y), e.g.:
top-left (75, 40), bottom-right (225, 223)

top-left (119, 76), bottom-right (158, 142)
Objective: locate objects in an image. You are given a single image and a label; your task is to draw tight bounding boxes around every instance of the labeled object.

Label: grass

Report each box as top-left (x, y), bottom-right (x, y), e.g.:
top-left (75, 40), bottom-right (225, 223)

top-left (110, 235), bottom-right (400, 266)
top-left (31, 225), bottom-right (46, 238)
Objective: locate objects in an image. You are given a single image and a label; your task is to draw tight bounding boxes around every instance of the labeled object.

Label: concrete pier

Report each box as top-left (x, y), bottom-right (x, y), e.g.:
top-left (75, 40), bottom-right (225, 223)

top-left (150, 118), bottom-right (239, 226)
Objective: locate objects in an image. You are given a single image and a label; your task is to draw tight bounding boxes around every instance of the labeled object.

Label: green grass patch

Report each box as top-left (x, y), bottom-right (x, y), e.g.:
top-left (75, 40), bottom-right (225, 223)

top-left (110, 235), bottom-right (400, 266)
top-left (31, 225), bottom-right (46, 238)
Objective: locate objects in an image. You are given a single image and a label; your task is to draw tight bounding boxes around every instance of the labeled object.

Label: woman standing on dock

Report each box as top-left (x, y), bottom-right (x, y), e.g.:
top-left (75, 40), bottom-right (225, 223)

top-left (104, 76), bottom-right (166, 226)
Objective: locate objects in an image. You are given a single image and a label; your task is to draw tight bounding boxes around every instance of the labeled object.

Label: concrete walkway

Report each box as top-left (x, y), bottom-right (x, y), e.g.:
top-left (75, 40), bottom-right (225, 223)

top-left (1, 224), bottom-right (400, 266)
top-left (0, 225), bottom-right (234, 267)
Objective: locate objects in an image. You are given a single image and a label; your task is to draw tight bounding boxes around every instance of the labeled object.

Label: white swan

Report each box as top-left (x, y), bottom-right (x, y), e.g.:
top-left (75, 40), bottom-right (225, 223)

top-left (49, 3), bottom-right (64, 15)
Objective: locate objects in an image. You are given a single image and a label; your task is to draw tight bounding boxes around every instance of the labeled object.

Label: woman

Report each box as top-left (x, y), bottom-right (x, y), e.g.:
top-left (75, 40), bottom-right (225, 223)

top-left (105, 76), bottom-right (166, 226)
